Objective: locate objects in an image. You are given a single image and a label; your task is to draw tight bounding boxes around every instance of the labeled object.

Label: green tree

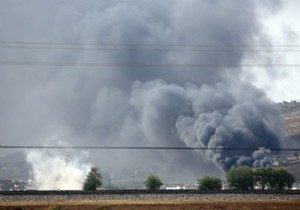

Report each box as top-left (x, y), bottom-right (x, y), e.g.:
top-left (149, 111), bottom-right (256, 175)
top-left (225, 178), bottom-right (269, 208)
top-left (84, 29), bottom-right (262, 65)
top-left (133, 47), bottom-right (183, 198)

top-left (83, 167), bottom-right (102, 190)
top-left (197, 176), bottom-right (222, 190)
top-left (268, 167), bottom-right (295, 190)
top-left (254, 167), bottom-right (270, 190)
top-left (144, 175), bottom-right (163, 191)
top-left (226, 166), bottom-right (254, 190)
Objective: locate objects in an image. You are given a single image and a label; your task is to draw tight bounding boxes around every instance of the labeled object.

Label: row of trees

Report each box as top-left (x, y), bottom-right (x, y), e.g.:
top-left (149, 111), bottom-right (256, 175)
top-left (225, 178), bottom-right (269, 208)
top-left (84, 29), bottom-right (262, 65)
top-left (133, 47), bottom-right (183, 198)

top-left (198, 166), bottom-right (295, 191)
top-left (82, 167), bottom-right (164, 191)
top-left (226, 166), bottom-right (295, 190)
top-left (82, 166), bottom-right (295, 191)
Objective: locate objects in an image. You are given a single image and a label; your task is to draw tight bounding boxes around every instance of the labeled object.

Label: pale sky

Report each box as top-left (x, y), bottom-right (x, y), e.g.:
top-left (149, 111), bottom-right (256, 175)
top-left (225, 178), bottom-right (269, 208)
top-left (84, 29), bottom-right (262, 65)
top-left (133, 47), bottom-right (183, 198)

top-left (243, 0), bottom-right (300, 102)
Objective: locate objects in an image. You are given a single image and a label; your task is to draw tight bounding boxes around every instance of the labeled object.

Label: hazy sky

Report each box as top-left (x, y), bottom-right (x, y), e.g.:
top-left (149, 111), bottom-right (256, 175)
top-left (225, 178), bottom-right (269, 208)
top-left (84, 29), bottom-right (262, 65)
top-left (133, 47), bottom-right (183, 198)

top-left (243, 0), bottom-right (300, 102)
top-left (0, 0), bottom-right (298, 180)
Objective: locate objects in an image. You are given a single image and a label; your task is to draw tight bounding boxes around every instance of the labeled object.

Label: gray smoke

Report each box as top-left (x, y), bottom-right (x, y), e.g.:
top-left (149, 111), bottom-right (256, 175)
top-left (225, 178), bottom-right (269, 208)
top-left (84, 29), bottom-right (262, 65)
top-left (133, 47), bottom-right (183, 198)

top-left (0, 0), bottom-right (284, 181)
top-left (174, 82), bottom-right (282, 171)
top-left (128, 80), bottom-right (282, 172)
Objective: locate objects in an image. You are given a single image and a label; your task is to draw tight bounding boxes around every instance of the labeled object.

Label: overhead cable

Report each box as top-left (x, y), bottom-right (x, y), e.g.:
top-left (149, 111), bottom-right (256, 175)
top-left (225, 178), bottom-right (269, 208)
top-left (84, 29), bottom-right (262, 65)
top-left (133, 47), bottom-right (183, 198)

top-left (0, 145), bottom-right (297, 151)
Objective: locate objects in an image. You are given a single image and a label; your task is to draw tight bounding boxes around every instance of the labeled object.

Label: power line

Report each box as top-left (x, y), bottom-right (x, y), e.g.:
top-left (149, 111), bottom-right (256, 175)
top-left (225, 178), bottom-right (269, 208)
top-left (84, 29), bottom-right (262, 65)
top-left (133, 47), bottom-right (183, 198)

top-left (0, 145), bottom-right (297, 151)
top-left (0, 61), bottom-right (299, 68)
top-left (2, 40), bottom-right (300, 52)
top-left (2, 40), bottom-right (300, 47)
top-left (2, 45), bottom-right (300, 52)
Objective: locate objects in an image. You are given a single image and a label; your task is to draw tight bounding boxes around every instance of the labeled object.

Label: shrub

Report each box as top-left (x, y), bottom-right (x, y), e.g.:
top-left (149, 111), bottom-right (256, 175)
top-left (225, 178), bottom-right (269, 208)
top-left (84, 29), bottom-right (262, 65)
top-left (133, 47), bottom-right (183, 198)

top-left (197, 176), bottom-right (222, 190)
top-left (254, 167), bottom-right (270, 190)
top-left (144, 175), bottom-right (163, 191)
top-left (268, 167), bottom-right (295, 190)
top-left (226, 166), bottom-right (254, 190)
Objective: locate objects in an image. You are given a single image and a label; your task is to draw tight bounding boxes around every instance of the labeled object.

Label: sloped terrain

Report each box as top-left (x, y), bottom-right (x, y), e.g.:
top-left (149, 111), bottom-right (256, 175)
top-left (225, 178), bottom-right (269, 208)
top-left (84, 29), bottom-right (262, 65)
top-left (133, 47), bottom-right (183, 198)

top-left (0, 151), bottom-right (31, 179)
top-left (277, 101), bottom-right (300, 182)
top-left (278, 101), bottom-right (300, 141)
top-left (283, 111), bottom-right (300, 140)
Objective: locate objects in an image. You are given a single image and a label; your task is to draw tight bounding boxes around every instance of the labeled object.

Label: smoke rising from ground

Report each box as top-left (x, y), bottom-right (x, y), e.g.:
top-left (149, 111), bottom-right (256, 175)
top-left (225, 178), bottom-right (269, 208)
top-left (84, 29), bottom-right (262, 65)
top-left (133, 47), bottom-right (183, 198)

top-left (131, 80), bottom-right (282, 171)
top-left (0, 0), bottom-right (285, 183)
top-left (26, 141), bottom-right (90, 190)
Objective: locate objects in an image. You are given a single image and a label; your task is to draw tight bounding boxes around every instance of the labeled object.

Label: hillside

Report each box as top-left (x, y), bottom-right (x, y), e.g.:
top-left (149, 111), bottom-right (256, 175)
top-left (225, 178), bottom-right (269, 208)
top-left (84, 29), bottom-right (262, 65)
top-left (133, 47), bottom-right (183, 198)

top-left (277, 100), bottom-right (300, 141)
top-left (0, 151), bottom-right (31, 179)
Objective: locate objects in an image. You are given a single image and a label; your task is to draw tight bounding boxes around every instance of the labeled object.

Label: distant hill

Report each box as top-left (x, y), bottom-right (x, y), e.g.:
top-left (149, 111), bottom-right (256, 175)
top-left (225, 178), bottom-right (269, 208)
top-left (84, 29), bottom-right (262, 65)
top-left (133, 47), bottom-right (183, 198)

top-left (276, 101), bottom-right (300, 183)
top-left (0, 151), bottom-right (31, 179)
top-left (277, 100), bottom-right (300, 141)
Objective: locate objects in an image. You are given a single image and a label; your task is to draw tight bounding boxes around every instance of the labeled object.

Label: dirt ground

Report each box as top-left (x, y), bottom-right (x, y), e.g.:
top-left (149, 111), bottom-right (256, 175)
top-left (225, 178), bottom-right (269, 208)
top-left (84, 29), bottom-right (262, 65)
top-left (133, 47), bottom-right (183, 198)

top-left (1, 200), bottom-right (300, 210)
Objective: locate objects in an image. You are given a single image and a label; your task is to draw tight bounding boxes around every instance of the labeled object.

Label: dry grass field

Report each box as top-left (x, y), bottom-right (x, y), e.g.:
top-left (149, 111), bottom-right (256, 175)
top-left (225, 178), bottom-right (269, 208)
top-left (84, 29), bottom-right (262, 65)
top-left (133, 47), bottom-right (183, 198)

top-left (1, 200), bottom-right (300, 210)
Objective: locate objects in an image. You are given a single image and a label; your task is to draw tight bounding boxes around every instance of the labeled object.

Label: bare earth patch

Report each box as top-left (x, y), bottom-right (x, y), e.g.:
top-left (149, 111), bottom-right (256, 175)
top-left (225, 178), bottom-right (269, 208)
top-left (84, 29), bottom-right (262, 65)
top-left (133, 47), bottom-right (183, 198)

top-left (1, 200), bottom-right (300, 210)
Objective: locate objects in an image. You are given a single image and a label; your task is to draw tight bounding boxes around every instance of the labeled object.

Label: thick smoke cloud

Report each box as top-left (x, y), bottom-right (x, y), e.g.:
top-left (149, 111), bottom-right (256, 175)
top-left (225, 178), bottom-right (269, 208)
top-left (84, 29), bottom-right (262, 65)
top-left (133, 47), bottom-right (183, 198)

top-left (0, 0), bottom-right (283, 183)
top-left (173, 82), bottom-right (282, 171)
top-left (127, 80), bottom-right (282, 171)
